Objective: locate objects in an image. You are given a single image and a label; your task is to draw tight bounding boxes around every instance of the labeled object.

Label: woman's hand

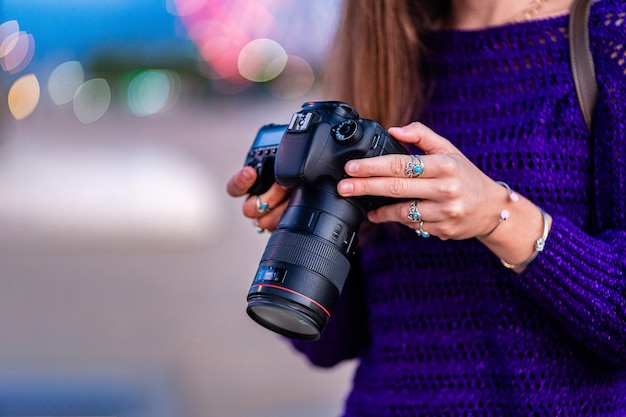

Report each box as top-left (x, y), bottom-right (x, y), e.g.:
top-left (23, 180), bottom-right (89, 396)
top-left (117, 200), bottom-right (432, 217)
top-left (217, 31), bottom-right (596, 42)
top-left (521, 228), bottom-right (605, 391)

top-left (226, 166), bottom-right (290, 233)
top-left (337, 122), bottom-right (510, 240)
top-left (336, 121), bottom-right (552, 272)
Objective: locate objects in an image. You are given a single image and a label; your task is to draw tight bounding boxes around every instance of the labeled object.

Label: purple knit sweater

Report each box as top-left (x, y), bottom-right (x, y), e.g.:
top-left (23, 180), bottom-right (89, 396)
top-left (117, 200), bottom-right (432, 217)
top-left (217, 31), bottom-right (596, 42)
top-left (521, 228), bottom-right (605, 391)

top-left (291, 1), bottom-right (626, 416)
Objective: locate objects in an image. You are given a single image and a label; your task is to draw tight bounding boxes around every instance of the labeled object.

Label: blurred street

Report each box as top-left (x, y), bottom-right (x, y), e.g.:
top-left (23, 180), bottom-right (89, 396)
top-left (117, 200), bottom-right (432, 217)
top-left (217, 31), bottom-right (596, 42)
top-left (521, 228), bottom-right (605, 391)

top-left (0, 95), bottom-right (356, 417)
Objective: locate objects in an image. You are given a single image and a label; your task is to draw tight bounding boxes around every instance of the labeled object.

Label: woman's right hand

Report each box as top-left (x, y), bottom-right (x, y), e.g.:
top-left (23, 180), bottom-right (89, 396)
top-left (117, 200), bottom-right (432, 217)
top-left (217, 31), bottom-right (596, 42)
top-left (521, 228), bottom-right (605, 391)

top-left (226, 166), bottom-right (290, 233)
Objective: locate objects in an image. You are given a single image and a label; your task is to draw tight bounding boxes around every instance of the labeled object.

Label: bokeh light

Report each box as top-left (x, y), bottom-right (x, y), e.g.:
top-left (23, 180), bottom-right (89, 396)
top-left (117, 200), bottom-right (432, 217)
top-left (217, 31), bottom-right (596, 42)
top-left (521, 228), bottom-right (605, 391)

top-left (175, 0), bottom-right (286, 87)
top-left (238, 38), bottom-right (287, 82)
top-left (126, 69), bottom-right (181, 117)
top-left (171, 0), bottom-right (340, 97)
top-left (8, 73), bottom-right (40, 120)
top-left (2, 1), bottom-right (341, 124)
top-left (0, 30), bottom-right (35, 74)
top-left (197, 34), bottom-right (245, 80)
top-left (267, 54), bottom-right (315, 99)
top-left (0, 20), bottom-right (20, 60)
top-left (0, 20), bottom-right (19, 38)
top-left (47, 61), bottom-right (85, 105)
top-left (73, 78), bottom-right (111, 124)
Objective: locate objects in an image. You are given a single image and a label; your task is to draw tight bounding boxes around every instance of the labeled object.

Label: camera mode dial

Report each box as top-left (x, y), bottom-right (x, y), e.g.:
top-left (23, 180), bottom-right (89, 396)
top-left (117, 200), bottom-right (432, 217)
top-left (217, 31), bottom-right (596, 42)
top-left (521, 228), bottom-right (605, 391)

top-left (302, 101), bottom-right (358, 119)
top-left (332, 119), bottom-right (362, 145)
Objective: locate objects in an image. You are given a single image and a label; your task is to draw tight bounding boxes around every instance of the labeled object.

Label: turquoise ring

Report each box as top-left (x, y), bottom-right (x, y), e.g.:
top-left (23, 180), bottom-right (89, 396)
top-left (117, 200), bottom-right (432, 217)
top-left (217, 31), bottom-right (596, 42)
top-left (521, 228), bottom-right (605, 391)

top-left (405, 154), bottom-right (425, 178)
top-left (407, 200), bottom-right (422, 223)
top-left (255, 196), bottom-right (271, 214)
top-left (417, 221), bottom-right (430, 239)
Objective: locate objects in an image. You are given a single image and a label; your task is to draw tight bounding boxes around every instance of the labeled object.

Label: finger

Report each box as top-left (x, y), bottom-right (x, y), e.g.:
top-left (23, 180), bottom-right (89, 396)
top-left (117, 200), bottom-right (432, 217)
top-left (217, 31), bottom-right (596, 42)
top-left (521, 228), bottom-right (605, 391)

top-left (368, 199), bottom-right (438, 225)
top-left (388, 122), bottom-right (458, 155)
top-left (254, 199), bottom-right (289, 232)
top-left (339, 153), bottom-right (465, 199)
top-left (369, 200), bottom-right (440, 239)
top-left (226, 166), bottom-right (257, 197)
top-left (242, 182), bottom-right (290, 218)
top-left (344, 154), bottom-right (430, 179)
top-left (338, 175), bottom-right (441, 199)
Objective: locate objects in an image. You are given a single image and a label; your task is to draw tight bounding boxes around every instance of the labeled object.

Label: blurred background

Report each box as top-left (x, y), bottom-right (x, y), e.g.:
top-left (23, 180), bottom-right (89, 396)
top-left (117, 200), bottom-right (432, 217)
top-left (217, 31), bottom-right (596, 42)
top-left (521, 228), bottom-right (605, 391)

top-left (0, 1), bottom-right (357, 416)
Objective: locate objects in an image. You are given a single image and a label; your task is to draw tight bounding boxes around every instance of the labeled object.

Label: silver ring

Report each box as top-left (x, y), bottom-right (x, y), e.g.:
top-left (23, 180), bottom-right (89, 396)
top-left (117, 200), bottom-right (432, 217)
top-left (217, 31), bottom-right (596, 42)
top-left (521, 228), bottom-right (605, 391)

top-left (417, 220), bottom-right (430, 238)
top-left (405, 154), bottom-right (425, 178)
top-left (255, 196), bottom-right (271, 214)
top-left (253, 219), bottom-right (266, 234)
top-left (407, 200), bottom-right (422, 223)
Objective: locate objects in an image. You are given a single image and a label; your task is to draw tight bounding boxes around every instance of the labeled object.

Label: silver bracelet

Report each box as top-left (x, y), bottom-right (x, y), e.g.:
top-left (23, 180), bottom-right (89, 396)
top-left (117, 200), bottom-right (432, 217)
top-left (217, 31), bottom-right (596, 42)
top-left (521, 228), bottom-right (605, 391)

top-left (500, 207), bottom-right (550, 270)
top-left (480, 181), bottom-right (518, 238)
top-left (480, 209), bottom-right (509, 238)
top-left (478, 181), bottom-right (519, 239)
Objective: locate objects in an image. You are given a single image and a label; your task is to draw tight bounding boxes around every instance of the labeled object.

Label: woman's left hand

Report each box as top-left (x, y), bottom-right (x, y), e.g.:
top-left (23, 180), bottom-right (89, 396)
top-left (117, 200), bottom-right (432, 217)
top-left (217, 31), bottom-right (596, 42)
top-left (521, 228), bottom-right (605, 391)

top-left (336, 122), bottom-right (509, 240)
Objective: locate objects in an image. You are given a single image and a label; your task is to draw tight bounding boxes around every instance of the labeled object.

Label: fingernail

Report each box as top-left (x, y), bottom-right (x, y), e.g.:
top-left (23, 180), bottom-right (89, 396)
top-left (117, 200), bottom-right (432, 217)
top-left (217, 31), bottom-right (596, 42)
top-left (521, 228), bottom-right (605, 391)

top-left (241, 168), bottom-right (253, 181)
top-left (338, 181), bottom-right (354, 195)
top-left (344, 161), bottom-right (358, 175)
top-left (367, 211), bottom-right (379, 223)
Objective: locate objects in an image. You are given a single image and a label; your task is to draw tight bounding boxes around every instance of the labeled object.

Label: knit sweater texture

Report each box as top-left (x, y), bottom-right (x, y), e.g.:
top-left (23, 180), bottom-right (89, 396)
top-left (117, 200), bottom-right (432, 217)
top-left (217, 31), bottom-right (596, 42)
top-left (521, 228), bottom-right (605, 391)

top-left (291, 1), bottom-right (626, 416)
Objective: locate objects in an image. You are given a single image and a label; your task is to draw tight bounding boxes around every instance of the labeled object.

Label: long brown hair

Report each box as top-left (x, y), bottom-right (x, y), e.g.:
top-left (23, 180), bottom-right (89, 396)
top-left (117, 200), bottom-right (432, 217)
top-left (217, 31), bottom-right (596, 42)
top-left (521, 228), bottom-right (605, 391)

top-left (322, 1), bottom-right (448, 128)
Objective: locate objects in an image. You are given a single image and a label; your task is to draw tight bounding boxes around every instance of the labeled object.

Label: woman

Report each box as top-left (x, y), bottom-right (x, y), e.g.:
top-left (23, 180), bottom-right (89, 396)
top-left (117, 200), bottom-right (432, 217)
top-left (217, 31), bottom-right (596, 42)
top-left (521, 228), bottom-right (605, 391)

top-left (227, 0), bottom-right (626, 415)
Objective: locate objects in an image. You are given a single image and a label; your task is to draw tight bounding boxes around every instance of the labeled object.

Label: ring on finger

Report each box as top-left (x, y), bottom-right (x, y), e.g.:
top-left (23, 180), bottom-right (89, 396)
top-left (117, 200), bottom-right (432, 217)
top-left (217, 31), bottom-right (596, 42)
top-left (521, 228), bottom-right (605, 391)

top-left (253, 219), bottom-right (266, 234)
top-left (416, 220), bottom-right (430, 238)
top-left (405, 154), bottom-right (425, 178)
top-left (407, 200), bottom-right (422, 223)
top-left (255, 196), bottom-right (271, 214)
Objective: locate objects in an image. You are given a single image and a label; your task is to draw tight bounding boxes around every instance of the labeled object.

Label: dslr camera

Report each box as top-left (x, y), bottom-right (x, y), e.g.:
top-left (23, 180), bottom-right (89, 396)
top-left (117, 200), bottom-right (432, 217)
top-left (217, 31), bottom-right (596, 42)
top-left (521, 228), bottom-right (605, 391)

top-left (244, 101), bottom-right (408, 340)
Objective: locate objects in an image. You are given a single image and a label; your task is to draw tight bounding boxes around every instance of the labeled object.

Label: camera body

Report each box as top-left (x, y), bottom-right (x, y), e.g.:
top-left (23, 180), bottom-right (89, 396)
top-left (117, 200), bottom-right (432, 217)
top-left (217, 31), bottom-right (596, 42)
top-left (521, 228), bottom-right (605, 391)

top-left (245, 101), bottom-right (408, 340)
top-left (243, 124), bottom-right (285, 195)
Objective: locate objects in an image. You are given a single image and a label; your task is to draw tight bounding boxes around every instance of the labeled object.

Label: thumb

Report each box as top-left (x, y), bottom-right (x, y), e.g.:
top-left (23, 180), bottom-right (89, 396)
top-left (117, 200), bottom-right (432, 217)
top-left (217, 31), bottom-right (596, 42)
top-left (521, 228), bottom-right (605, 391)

top-left (388, 122), bottom-right (457, 155)
top-left (226, 166), bottom-right (257, 197)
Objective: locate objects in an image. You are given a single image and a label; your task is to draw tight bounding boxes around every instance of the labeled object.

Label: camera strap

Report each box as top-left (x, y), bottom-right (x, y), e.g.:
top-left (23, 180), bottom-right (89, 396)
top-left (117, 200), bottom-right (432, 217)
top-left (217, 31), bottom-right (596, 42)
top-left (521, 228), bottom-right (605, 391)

top-left (569, 0), bottom-right (597, 132)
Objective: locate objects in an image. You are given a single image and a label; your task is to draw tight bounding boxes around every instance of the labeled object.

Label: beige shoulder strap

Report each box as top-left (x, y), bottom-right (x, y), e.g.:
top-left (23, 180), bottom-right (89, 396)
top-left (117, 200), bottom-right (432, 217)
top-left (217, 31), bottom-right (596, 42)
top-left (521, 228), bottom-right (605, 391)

top-left (569, 0), bottom-right (597, 132)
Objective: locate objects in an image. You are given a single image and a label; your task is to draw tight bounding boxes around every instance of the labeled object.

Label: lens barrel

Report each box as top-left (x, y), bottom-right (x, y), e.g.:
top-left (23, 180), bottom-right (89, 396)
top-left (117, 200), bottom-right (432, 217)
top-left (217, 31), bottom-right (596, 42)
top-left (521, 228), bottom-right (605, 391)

top-left (246, 184), bottom-right (363, 340)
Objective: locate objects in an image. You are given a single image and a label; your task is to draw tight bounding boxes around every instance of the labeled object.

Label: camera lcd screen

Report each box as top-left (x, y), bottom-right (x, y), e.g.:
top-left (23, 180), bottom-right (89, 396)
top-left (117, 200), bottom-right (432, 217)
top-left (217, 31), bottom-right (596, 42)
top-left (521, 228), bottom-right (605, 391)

top-left (254, 125), bottom-right (287, 148)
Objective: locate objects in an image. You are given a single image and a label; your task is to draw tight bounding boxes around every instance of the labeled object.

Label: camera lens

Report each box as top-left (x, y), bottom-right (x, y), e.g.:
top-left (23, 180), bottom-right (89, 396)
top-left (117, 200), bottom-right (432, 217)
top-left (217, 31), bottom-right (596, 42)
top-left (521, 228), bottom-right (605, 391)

top-left (246, 228), bottom-right (349, 340)
top-left (246, 185), bottom-right (362, 340)
top-left (247, 292), bottom-right (324, 340)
